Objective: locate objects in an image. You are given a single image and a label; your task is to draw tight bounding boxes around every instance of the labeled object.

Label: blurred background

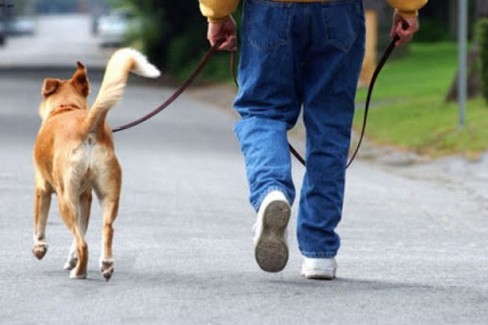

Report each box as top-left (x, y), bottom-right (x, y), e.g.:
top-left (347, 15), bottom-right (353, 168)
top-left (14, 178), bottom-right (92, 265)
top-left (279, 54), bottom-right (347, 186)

top-left (0, 0), bottom-right (481, 79)
top-left (0, 0), bottom-right (487, 157)
top-left (0, 0), bottom-right (222, 79)
top-left (0, 0), bottom-right (471, 79)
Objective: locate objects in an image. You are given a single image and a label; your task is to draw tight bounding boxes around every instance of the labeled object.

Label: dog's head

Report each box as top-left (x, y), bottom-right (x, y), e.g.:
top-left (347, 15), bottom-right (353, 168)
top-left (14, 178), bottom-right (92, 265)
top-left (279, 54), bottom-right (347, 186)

top-left (39, 62), bottom-right (90, 121)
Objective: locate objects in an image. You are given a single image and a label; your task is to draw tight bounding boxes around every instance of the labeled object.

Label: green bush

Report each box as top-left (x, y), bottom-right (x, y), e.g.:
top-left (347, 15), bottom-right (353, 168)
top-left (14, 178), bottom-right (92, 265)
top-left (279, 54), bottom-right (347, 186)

top-left (476, 18), bottom-right (488, 103)
top-left (115, 0), bottom-right (208, 71)
top-left (414, 19), bottom-right (452, 43)
top-left (166, 29), bottom-right (208, 77)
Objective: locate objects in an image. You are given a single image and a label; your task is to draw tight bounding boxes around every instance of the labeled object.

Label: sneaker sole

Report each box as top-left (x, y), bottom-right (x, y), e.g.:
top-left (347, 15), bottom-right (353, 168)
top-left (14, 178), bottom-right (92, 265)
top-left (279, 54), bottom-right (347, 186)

top-left (301, 271), bottom-right (336, 280)
top-left (254, 200), bottom-right (290, 273)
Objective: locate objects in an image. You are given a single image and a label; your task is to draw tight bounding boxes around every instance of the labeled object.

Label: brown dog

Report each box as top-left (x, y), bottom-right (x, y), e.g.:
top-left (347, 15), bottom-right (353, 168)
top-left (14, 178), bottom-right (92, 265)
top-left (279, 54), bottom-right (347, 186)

top-left (32, 48), bottom-right (160, 280)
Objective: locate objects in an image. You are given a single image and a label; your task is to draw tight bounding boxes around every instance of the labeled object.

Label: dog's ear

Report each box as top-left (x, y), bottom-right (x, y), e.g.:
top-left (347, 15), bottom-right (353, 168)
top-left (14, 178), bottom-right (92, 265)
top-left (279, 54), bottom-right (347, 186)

top-left (42, 78), bottom-right (60, 97)
top-left (70, 61), bottom-right (89, 97)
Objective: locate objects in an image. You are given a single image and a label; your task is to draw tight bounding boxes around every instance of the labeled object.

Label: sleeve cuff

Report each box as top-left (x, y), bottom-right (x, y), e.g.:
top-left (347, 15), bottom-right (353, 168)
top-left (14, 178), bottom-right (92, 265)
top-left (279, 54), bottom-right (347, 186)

top-left (395, 8), bottom-right (419, 18)
top-left (207, 15), bottom-right (230, 23)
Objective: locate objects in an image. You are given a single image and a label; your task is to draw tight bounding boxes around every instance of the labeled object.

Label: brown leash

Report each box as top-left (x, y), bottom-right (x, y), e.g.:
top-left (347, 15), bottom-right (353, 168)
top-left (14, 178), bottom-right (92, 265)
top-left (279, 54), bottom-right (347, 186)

top-left (345, 32), bottom-right (401, 168)
top-left (112, 32), bottom-right (402, 168)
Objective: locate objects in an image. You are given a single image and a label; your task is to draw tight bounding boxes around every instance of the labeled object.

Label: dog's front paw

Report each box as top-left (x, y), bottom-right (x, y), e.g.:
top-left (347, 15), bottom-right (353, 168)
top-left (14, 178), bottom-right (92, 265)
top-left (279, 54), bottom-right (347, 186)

top-left (32, 242), bottom-right (48, 260)
top-left (100, 259), bottom-right (114, 281)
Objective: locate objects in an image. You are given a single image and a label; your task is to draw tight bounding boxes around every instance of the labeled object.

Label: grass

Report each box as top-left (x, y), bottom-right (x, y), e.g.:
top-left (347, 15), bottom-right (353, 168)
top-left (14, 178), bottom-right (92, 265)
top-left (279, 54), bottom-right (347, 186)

top-left (354, 42), bottom-right (488, 159)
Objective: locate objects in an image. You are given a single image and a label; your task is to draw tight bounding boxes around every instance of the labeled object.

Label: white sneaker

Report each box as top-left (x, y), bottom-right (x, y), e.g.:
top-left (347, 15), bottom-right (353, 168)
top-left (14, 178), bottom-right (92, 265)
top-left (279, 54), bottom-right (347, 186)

top-left (301, 257), bottom-right (337, 280)
top-left (253, 191), bottom-right (291, 273)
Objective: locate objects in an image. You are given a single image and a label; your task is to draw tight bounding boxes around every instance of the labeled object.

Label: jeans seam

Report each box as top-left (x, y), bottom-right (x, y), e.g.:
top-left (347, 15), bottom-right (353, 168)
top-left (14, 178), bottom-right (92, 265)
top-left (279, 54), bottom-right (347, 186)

top-left (251, 0), bottom-right (293, 8)
top-left (254, 187), bottom-right (289, 211)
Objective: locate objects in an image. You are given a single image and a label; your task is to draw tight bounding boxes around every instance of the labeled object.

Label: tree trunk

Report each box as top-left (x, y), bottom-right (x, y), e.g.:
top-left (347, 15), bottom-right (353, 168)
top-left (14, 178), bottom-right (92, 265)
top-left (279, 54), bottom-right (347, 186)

top-left (478, 0), bottom-right (488, 18)
top-left (445, 46), bottom-right (481, 102)
top-left (445, 1), bottom-right (488, 102)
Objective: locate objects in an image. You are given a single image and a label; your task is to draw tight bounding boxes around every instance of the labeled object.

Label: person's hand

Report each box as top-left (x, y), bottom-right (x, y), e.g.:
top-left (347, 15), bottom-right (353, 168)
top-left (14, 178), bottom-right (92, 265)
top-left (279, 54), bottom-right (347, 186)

top-left (207, 15), bottom-right (237, 51)
top-left (390, 13), bottom-right (420, 46)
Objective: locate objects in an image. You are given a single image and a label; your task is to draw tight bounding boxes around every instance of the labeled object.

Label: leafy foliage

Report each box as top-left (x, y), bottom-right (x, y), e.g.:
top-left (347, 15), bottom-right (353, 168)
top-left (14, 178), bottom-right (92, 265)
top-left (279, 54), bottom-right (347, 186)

top-left (113, 0), bottom-right (208, 74)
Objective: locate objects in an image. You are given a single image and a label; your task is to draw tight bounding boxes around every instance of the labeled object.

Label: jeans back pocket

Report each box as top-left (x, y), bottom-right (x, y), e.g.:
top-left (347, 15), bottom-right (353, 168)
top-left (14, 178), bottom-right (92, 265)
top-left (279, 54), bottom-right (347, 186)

top-left (322, 1), bottom-right (363, 53)
top-left (243, 0), bottom-right (292, 52)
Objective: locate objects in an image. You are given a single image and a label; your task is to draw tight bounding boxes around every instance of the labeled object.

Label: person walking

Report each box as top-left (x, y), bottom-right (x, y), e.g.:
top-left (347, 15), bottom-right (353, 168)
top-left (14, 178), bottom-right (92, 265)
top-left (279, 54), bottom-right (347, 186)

top-left (199, 0), bottom-right (428, 279)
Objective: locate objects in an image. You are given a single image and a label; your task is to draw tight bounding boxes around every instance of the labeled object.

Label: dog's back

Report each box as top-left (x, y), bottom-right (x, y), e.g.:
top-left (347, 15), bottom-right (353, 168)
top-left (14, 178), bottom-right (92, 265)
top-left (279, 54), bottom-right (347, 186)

top-left (32, 48), bottom-right (160, 280)
top-left (35, 48), bottom-right (160, 187)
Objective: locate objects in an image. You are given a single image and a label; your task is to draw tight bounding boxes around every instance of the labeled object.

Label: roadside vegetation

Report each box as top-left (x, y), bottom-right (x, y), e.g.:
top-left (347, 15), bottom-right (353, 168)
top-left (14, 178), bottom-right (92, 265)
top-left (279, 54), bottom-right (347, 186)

top-left (354, 42), bottom-right (488, 159)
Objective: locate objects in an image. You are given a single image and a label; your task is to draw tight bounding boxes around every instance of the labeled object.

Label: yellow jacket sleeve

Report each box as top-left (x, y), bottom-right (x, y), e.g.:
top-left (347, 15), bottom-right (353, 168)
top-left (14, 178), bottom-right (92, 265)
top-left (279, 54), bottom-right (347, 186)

top-left (199, 1), bottom-right (428, 21)
top-left (386, 0), bottom-right (429, 18)
top-left (199, 0), bottom-right (239, 22)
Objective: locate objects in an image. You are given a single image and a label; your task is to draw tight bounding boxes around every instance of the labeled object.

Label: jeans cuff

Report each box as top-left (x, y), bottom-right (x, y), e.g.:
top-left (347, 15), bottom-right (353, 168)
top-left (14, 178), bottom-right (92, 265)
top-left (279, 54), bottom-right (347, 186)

top-left (254, 187), bottom-right (290, 212)
top-left (301, 251), bottom-right (337, 259)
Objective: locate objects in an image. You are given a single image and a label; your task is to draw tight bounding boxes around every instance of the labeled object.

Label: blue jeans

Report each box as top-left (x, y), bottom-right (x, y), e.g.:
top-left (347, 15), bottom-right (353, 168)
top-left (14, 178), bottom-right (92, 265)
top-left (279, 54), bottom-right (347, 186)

top-left (234, 0), bottom-right (365, 258)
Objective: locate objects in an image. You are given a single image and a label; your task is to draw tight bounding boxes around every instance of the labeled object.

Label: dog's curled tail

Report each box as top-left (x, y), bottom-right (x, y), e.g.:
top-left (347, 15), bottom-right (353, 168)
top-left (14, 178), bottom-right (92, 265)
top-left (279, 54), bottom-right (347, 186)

top-left (84, 48), bottom-right (160, 133)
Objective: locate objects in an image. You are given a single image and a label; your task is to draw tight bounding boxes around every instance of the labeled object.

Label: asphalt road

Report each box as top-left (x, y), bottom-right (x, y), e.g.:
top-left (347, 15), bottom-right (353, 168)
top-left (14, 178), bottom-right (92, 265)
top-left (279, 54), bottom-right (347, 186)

top-left (0, 14), bottom-right (487, 325)
top-left (0, 14), bottom-right (111, 69)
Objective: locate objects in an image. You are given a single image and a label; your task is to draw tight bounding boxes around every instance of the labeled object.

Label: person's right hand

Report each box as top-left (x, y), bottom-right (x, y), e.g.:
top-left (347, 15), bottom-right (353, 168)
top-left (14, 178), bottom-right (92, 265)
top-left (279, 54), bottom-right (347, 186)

top-left (390, 13), bottom-right (420, 46)
top-left (207, 15), bottom-right (237, 51)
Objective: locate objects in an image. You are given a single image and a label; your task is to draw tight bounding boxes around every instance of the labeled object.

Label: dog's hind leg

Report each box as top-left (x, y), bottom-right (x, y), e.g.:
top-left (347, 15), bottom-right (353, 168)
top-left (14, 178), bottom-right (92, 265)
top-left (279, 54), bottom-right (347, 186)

top-left (58, 193), bottom-right (89, 279)
top-left (32, 174), bottom-right (52, 260)
top-left (96, 163), bottom-right (121, 281)
top-left (64, 189), bottom-right (92, 271)
top-left (99, 197), bottom-right (119, 281)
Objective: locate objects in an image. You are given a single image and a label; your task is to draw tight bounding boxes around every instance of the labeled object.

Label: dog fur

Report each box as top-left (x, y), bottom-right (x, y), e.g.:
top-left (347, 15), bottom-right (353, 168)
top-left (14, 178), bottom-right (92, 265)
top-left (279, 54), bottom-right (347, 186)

top-left (32, 48), bottom-right (160, 280)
